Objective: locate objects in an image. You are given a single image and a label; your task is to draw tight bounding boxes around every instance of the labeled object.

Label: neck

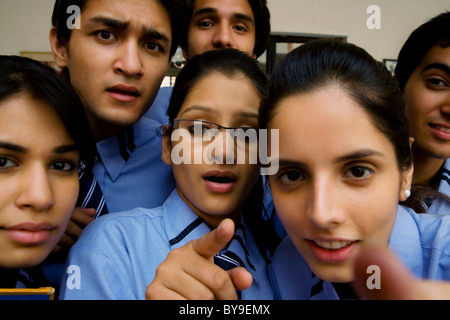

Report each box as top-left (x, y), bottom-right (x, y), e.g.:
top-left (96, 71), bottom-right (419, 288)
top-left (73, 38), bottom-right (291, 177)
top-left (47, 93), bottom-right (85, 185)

top-left (412, 149), bottom-right (445, 186)
top-left (87, 115), bottom-right (125, 142)
top-left (175, 187), bottom-right (241, 229)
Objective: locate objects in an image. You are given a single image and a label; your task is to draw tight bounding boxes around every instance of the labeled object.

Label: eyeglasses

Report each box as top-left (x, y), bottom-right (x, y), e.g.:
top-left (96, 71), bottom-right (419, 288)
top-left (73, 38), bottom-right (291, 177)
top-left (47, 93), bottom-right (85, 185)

top-left (173, 119), bottom-right (258, 145)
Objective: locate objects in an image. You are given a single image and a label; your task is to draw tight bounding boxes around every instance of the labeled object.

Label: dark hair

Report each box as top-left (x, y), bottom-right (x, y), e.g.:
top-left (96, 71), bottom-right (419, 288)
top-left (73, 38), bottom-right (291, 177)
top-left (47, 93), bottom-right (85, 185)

top-left (168, 48), bottom-right (268, 125)
top-left (51, 0), bottom-right (186, 59)
top-left (0, 55), bottom-right (96, 169)
top-left (181, 0), bottom-right (271, 58)
top-left (260, 39), bottom-right (412, 175)
top-left (167, 48), bottom-right (280, 254)
top-left (395, 11), bottom-right (450, 91)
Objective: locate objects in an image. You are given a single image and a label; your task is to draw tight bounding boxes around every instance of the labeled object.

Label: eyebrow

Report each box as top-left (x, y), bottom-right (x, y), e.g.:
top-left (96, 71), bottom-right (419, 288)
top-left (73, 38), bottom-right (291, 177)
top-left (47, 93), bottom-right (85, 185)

top-left (0, 142), bottom-right (26, 153)
top-left (86, 16), bottom-right (170, 43)
top-left (181, 105), bottom-right (258, 119)
top-left (422, 63), bottom-right (450, 75)
top-left (0, 142), bottom-right (78, 154)
top-left (86, 16), bottom-right (129, 31)
top-left (192, 7), bottom-right (254, 24)
top-left (277, 150), bottom-right (385, 168)
top-left (335, 150), bottom-right (385, 164)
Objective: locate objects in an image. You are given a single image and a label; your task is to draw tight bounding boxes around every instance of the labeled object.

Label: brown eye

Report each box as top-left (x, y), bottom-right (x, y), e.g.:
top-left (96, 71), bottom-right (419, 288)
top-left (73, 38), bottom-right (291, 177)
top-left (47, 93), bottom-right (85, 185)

top-left (0, 157), bottom-right (15, 169)
top-left (51, 161), bottom-right (75, 172)
top-left (280, 171), bottom-right (303, 184)
top-left (345, 166), bottom-right (373, 179)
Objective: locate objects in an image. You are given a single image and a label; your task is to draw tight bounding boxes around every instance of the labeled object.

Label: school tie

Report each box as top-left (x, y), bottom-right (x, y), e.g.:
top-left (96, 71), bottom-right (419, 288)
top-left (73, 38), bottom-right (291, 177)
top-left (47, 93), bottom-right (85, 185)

top-left (310, 272), bottom-right (324, 298)
top-left (76, 159), bottom-right (108, 219)
top-left (214, 250), bottom-right (244, 300)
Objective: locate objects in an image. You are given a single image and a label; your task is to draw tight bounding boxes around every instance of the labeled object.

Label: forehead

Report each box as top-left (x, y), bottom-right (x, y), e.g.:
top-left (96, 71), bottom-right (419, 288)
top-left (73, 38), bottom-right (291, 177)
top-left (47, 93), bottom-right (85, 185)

top-left (271, 88), bottom-right (395, 160)
top-left (418, 42), bottom-right (450, 70)
top-left (179, 72), bottom-right (261, 117)
top-left (0, 95), bottom-right (73, 144)
top-left (192, 0), bottom-right (254, 18)
top-left (81, 0), bottom-right (171, 31)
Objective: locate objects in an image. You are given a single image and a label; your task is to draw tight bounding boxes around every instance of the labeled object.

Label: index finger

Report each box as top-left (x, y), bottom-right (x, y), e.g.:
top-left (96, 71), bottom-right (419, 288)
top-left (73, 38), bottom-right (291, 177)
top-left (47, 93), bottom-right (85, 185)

top-left (191, 218), bottom-right (235, 259)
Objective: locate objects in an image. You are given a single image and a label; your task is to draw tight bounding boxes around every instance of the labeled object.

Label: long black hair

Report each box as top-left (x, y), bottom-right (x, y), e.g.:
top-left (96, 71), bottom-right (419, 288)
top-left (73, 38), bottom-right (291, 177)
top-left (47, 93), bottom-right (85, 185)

top-left (260, 39), bottom-right (412, 173)
top-left (259, 40), bottom-right (447, 212)
top-left (168, 48), bottom-right (280, 255)
top-left (0, 55), bottom-right (96, 169)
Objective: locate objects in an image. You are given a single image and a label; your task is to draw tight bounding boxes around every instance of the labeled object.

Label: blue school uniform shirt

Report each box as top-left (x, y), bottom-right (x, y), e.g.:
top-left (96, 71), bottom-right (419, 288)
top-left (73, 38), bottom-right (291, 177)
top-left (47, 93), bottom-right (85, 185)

top-left (59, 189), bottom-right (274, 300)
top-left (94, 116), bottom-right (175, 212)
top-left (270, 205), bottom-right (450, 300)
top-left (426, 158), bottom-right (450, 214)
top-left (144, 86), bottom-right (172, 125)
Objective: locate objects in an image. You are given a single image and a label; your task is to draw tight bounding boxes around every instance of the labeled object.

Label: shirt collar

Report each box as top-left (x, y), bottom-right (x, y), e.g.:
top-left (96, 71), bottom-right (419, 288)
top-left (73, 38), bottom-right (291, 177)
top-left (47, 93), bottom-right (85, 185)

top-left (96, 117), bottom-right (162, 182)
top-left (162, 190), bottom-right (255, 271)
top-left (163, 190), bottom-right (211, 249)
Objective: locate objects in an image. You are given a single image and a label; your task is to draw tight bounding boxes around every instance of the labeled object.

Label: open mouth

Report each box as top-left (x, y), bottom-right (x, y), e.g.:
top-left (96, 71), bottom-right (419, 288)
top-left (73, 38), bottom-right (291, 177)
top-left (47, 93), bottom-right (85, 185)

top-left (203, 176), bottom-right (235, 184)
top-left (429, 123), bottom-right (450, 133)
top-left (202, 171), bottom-right (237, 193)
top-left (313, 240), bottom-right (353, 251)
top-left (106, 85), bottom-right (141, 102)
top-left (107, 88), bottom-right (140, 97)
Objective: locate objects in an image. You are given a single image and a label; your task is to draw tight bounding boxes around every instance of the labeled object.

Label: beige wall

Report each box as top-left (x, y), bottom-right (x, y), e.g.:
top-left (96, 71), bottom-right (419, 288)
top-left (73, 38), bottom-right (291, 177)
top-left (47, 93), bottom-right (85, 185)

top-left (268, 0), bottom-right (449, 61)
top-left (0, 0), bottom-right (448, 61)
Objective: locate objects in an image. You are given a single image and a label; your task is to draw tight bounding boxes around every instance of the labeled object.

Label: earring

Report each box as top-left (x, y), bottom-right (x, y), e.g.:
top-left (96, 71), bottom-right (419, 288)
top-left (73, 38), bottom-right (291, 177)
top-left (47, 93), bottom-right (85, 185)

top-left (404, 190), bottom-right (411, 199)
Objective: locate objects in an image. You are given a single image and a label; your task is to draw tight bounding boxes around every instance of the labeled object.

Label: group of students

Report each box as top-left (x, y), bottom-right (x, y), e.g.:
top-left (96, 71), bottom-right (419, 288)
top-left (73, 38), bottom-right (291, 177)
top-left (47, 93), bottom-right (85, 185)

top-left (0, 0), bottom-right (449, 300)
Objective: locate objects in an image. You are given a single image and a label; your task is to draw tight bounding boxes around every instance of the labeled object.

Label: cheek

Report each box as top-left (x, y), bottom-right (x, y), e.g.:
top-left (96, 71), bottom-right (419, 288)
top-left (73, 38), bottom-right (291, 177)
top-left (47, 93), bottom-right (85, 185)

top-left (270, 186), bottom-right (306, 239)
top-left (349, 187), bottom-right (398, 245)
top-left (53, 177), bottom-right (79, 223)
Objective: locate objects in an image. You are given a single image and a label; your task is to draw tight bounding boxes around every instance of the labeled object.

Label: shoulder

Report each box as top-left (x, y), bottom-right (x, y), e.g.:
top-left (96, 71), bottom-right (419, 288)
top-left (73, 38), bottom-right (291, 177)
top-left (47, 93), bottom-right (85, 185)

top-left (410, 211), bottom-right (450, 254)
top-left (394, 206), bottom-right (450, 279)
top-left (270, 237), bottom-right (312, 299)
top-left (74, 207), bottom-right (165, 249)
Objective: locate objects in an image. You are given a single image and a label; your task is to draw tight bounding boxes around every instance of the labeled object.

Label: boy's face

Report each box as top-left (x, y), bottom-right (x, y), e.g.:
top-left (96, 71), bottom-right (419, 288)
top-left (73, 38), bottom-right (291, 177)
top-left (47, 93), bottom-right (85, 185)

top-left (52, 0), bottom-right (172, 140)
top-left (185, 0), bottom-right (256, 59)
top-left (403, 42), bottom-right (450, 161)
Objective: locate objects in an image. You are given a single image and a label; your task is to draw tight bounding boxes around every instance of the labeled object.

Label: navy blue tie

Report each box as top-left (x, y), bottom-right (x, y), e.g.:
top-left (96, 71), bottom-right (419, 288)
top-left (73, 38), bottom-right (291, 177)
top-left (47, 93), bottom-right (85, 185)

top-left (214, 250), bottom-right (244, 299)
top-left (76, 159), bottom-right (108, 219)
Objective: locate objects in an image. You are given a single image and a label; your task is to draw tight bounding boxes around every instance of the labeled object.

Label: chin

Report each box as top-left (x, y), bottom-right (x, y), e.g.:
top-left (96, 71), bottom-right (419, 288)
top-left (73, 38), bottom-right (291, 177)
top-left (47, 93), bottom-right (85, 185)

top-left (311, 264), bottom-right (354, 283)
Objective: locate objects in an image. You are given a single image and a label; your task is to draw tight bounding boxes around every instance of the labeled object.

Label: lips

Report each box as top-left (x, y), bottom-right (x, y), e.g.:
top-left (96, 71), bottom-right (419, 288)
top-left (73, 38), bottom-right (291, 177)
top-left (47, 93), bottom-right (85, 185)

top-left (313, 240), bottom-right (353, 250)
top-left (202, 171), bottom-right (237, 193)
top-left (4, 222), bottom-right (56, 244)
top-left (106, 84), bottom-right (141, 103)
top-left (307, 239), bottom-right (358, 264)
top-left (429, 123), bottom-right (450, 141)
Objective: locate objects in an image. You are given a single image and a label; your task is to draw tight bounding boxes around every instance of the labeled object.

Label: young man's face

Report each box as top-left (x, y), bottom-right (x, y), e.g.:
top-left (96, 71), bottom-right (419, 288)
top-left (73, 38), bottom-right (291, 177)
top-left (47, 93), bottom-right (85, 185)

top-left (403, 42), bottom-right (450, 160)
top-left (185, 0), bottom-right (257, 59)
top-left (51, 0), bottom-right (172, 140)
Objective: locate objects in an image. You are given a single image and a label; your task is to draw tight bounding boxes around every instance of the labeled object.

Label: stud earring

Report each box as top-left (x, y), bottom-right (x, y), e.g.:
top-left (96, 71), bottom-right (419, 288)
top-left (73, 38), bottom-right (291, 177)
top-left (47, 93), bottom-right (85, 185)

top-left (404, 190), bottom-right (411, 199)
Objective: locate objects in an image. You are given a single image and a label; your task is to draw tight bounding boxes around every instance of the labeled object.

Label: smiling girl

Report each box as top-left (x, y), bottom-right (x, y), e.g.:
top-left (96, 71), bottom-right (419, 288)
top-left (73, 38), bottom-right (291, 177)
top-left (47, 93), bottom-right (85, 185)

top-left (0, 55), bottom-right (95, 289)
top-left (262, 40), bottom-right (450, 299)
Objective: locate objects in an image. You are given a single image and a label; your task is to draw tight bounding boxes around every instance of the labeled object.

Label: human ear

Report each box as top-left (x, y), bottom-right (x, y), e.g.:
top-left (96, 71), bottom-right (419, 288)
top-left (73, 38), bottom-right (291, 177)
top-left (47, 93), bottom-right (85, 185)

top-left (49, 27), bottom-right (70, 69)
top-left (399, 138), bottom-right (415, 201)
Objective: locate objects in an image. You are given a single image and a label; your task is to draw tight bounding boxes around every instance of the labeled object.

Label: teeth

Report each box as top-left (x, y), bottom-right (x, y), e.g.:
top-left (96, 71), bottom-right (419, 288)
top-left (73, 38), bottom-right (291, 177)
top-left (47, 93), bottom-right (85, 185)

top-left (432, 125), bottom-right (450, 133)
top-left (314, 240), bottom-right (352, 250)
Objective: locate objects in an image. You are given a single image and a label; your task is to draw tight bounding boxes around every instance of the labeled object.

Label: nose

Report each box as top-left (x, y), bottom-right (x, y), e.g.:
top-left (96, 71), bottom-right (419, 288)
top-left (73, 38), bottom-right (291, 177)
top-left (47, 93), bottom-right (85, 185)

top-left (207, 130), bottom-right (236, 164)
top-left (212, 23), bottom-right (234, 49)
top-left (440, 94), bottom-right (450, 116)
top-left (306, 176), bottom-right (346, 229)
top-left (114, 41), bottom-right (144, 78)
top-left (15, 165), bottom-right (55, 211)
